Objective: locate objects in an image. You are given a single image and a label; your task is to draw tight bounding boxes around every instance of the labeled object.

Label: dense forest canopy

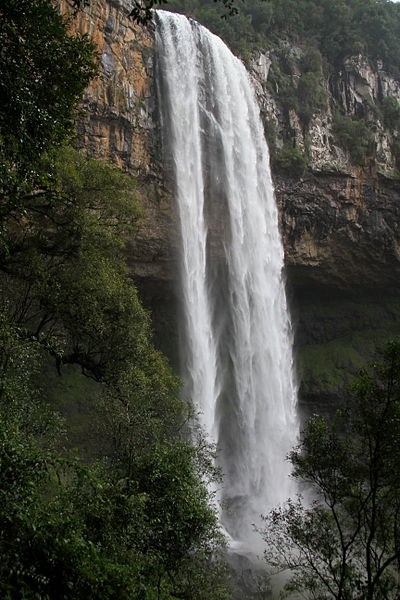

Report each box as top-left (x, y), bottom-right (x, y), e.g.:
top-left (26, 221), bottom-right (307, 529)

top-left (164, 0), bottom-right (400, 75)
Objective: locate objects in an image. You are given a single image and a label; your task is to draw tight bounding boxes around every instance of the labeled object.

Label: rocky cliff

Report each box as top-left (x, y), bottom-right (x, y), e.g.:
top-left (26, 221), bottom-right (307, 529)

top-left (60, 0), bottom-right (180, 361)
top-left (249, 47), bottom-right (400, 410)
top-left (250, 50), bottom-right (400, 175)
top-left (277, 168), bottom-right (400, 413)
top-left (63, 0), bottom-right (400, 409)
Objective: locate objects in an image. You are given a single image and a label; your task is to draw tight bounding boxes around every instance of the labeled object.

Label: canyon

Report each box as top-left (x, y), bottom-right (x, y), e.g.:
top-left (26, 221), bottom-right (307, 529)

top-left (62, 0), bottom-right (400, 410)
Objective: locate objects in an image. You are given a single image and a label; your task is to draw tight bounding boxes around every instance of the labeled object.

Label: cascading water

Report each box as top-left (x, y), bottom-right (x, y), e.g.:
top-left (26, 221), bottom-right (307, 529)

top-left (155, 10), bottom-right (298, 552)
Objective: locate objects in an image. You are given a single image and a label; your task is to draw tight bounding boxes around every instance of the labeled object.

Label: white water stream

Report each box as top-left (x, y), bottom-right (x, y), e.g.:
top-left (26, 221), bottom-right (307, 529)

top-left (155, 10), bottom-right (298, 552)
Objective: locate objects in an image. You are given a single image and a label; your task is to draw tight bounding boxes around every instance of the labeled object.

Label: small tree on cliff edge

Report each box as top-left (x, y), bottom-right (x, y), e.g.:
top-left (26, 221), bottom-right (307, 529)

top-left (261, 340), bottom-right (400, 600)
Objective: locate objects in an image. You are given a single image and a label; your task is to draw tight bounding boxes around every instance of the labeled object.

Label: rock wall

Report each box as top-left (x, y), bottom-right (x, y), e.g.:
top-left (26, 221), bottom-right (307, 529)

top-left (60, 0), bottom-right (178, 289)
top-left (59, 0), bottom-right (154, 173)
top-left (250, 50), bottom-right (400, 176)
top-left (63, 0), bottom-right (400, 408)
top-left (277, 172), bottom-right (400, 293)
top-left (251, 43), bottom-right (400, 409)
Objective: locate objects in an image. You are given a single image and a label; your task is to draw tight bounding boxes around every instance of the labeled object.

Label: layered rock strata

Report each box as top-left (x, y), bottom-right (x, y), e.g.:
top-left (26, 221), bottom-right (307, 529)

top-left (60, 0), bottom-right (177, 284)
top-left (62, 0), bottom-right (400, 407)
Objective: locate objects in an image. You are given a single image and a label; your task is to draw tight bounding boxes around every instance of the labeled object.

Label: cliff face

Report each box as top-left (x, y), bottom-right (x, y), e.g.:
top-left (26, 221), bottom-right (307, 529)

top-left (250, 49), bottom-right (400, 176)
top-left (276, 170), bottom-right (400, 413)
top-left (248, 45), bottom-right (400, 293)
top-left (60, 0), bottom-right (178, 280)
top-left (64, 0), bottom-right (400, 408)
top-left (60, 0), bottom-right (154, 173)
top-left (277, 173), bottom-right (400, 292)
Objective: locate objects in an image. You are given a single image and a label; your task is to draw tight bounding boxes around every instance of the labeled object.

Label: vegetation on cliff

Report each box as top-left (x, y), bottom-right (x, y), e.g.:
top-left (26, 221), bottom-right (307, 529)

top-left (165, 0), bottom-right (400, 75)
top-left (164, 0), bottom-right (400, 172)
top-left (0, 1), bottom-right (228, 598)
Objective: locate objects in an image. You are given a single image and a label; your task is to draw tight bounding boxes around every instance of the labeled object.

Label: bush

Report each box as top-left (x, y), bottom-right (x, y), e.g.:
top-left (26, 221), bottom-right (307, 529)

top-left (300, 48), bottom-right (323, 74)
top-left (333, 113), bottom-right (375, 165)
top-left (273, 145), bottom-right (307, 176)
top-left (297, 71), bottom-right (327, 125)
top-left (382, 96), bottom-right (400, 130)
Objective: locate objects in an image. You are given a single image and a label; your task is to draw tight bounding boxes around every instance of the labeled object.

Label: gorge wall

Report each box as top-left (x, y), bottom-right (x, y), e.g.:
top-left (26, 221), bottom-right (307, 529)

top-left (62, 0), bottom-right (400, 411)
top-left (250, 45), bottom-right (400, 411)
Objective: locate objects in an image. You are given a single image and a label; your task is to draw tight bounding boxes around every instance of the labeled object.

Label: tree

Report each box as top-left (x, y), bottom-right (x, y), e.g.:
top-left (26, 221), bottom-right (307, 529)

top-left (0, 0), bottom-right (96, 170)
top-left (333, 113), bottom-right (375, 165)
top-left (128, 0), bottom-right (238, 25)
top-left (0, 3), bottom-right (229, 597)
top-left (0, 0), bottom-right (97, 272)
top-left (274, 145), bottom-right (307, 177)
top-left (382, 96), bottom-right (400, 131)
top-left (261, 340), bottom-right (400, 600)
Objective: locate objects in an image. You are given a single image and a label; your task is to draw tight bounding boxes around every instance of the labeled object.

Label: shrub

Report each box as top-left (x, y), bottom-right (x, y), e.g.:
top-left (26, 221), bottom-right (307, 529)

top-left (273, 145), bottom-right (307, 176)
top-left (332, 113), bottom-right (375, 165)
top-left (382, 96), bottom-right (400, 130)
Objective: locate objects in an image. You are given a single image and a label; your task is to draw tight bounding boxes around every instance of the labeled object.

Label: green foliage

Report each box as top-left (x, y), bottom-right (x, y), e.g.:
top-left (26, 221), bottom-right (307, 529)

top-left (382, 96), bottom-right (400, 130)
top-left (0, 425), bottom-right (149, 600)
top-left (1, 147), bottom-right (145, 380)
top-left (0, 2), bottom-right (229, 597)
top-left (300, 48), bottom-right (324, 74)
top-left (261, 339), bottom-right (400, 599)
top-left (273, 145), bottom-right (307, 177)
top-left (0, 0), bottom-right (96, 171)
top-left (0, 0), bottom-right (97, 273)
top-left (130, 441), bottom-right (222, 564)
top-left (333, 113), bottom-right (375, 164)
top-left (164, 0), bottom-right (400, 77)
top-left (297, 71), bottom-right (327, 126)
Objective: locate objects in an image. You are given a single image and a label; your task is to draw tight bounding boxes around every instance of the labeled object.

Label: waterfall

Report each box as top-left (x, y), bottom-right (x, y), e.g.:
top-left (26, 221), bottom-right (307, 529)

top-left (155, 10), bottom-right (298, 552)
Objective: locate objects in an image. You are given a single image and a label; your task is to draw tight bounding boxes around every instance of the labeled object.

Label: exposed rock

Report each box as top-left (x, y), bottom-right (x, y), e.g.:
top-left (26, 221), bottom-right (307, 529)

top-left (249, 47), bottom-right (400, 176)
top-left (62, 0), bottom-right (400, 408)
top-left (60, 0), bottom-right (177, 290)
top-left (276, 171), bottom-right (400, 292)
top-left (59, 0), bottom-right (155, 174)
top-left (339, 55), bottom-right (400, 113)
top-left (250, 51), bottom-right (272, 83)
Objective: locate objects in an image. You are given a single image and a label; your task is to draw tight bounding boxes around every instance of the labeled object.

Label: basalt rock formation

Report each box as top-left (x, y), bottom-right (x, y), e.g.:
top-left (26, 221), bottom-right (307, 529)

top-left (62, 0), bottom-right (400, 409)
top-left (60, 0), bottom-right (180, 361)
top-left (276, 170), bottom-right (400, 413)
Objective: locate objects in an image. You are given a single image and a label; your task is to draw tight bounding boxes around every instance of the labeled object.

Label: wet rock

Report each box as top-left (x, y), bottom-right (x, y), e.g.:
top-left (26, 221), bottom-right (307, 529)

top-left (59, 0), bottom-right (400, 410)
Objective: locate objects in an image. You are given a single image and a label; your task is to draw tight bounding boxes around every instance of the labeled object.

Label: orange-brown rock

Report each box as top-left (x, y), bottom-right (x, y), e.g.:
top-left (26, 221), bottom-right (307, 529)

top-left (59, 1), bottom-right (400, 404)
top-left (59, 0), bottom-right (178, 291)
top-left (59, 0), bottom-right (153, 173)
